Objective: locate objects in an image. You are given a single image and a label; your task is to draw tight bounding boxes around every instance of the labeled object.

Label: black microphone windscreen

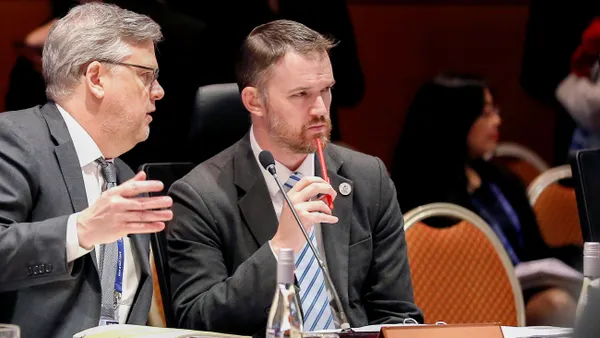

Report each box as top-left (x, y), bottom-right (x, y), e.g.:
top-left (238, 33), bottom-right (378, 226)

top-left (259, 150), bottom-right (275, 171)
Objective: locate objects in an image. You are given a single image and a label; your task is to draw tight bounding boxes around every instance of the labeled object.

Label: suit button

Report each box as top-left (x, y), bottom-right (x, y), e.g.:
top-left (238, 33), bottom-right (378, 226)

top-left (33, 265), bottom-right (39, 275)
top-left (27, 267), bottom-right (32, 277)
top-left (265, 307), bottom-right (270, 315)
top-left (46, 264), bottom-right (53, 273)
top-left (39, 263), bottom-right (45, 274)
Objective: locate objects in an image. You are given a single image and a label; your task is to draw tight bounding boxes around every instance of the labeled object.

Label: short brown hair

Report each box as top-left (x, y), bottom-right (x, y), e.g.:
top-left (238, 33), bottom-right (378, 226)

top-left (235, 19), bottom-right (335, 92)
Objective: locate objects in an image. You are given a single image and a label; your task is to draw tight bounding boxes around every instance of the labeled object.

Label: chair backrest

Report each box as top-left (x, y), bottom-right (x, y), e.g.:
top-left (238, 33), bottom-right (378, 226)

top-left (492, 142), bottom-right (550, 186)
top-left (527, 165), bottom-right (583, 247)
top-left (403, 203), bottom-right (525, 326)
top-left (188, 83), bottom-right (250, 164)
top-left (139, 162), bottom-right (195, 327)
top-left (571, 148), bottom-right (600, 242)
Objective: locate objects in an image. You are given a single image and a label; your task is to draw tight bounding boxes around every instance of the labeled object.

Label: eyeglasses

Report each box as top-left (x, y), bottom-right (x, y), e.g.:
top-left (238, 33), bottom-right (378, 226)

top-left (96, 59), bottom-right (159, 87)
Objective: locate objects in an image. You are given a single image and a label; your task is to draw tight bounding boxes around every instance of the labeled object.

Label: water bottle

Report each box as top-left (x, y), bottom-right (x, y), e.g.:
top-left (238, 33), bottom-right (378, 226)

top-left (576, 242), bottom-right (600, 321)
top-left (266, 248), bottom-right (303, 338)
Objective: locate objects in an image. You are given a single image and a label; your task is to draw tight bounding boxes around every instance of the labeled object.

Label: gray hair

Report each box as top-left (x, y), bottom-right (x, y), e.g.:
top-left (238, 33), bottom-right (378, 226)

top-left (43, 3), bottom-right (163, 101)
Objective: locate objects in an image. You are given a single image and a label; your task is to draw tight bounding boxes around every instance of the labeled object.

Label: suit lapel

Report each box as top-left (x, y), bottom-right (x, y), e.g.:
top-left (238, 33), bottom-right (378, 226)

top-left (54, 144), bottom-right (89, 212)
top-left (233, 135), bottom-right (351, 307)
top-left (235, 135), bottom-right (279, 248)
top-left (42, 103), bottom-right (89, 213)
top-left (41, 103), bottom-right (97, 268)
top-left (315, 145), bottom-right (351, 307)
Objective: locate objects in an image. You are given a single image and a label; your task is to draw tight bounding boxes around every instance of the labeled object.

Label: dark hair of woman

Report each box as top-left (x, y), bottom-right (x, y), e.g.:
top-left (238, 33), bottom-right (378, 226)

top-left (392, 73), bottom-right (490, 213)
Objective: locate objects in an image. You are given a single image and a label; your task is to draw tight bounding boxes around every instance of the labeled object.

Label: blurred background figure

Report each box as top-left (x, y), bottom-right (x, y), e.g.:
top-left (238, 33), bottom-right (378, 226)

top-left (556, 18), bottom-right (600, 154)
top-left (521, 0), bottom-right (600, 165)
top-left (391, 74), bottom-right (579, 327)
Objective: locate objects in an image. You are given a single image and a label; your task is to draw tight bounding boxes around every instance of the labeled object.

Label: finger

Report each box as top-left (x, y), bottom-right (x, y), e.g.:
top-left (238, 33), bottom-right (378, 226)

top-left (317, 194), bottom-right (335, 204)
top-left (126, 171), bottom-right (146, 183)
top-left (306, 212), bottom-right (339, 225)
top-left (111, 180), bottom-right (165, 197)
top-left (289, 176), bottom-right (328, 193)
top-left (296, 200), bottom-right (332, 215)
top-left (104, 172), bottom-right (147, 197)
top-left (123, 222), bottom-right (166, 234)
top-left (125, 196), bottom-right (173, 210)
top-left (124, 209), bottom-right (173, 223)
top-left (294, 182), bottom-right (337, 202)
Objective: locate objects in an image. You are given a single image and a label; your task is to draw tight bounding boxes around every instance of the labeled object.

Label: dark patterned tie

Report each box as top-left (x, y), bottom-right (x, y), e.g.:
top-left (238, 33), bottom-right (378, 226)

top-left (97, 158), bottom-right (118, 190)
top-left (96, 158), bottom-right (120, 322)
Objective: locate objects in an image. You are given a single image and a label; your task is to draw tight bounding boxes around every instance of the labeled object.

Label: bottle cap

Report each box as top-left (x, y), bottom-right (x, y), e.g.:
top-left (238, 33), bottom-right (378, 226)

top-left (584, 242), bottom-right (600, 278)
top-left (277, 248), bottom-right (295, 284)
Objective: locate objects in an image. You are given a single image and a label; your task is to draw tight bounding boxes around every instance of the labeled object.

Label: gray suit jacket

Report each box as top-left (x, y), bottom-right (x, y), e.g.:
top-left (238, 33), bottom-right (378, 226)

top-left (0, 103), bottom-right (152, 338)
top-left (167, 134), bottom-right (423, 336)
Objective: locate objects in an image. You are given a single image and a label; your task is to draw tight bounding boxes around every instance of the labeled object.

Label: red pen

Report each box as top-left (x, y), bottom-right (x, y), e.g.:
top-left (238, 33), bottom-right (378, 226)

top-left (316, 138), bottom-right (334, 210)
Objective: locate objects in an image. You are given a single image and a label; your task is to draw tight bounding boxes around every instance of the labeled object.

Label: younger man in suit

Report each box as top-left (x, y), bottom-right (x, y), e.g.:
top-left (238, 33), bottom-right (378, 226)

top-left (167, 20), bottom-right (422, 336)
top-left (0, 3), bottom-right (173, 337)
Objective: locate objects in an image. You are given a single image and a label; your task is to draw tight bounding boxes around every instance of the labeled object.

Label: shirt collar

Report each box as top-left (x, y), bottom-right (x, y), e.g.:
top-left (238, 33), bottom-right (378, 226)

top-left (249, 126), bottom-right (314, 198)
top-left (55, 103), bottom-right (104, 168)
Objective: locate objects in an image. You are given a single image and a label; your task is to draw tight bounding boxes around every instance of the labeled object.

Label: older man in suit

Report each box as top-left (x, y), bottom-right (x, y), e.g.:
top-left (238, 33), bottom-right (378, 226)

top-left (0, 3), bottom-right (173, 338)
top-left (167, 20), bottom-right (422, 336)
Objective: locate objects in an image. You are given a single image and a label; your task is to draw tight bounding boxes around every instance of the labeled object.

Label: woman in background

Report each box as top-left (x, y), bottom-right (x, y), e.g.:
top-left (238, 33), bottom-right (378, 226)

top-left (392, 73), bottom-right (579, 326)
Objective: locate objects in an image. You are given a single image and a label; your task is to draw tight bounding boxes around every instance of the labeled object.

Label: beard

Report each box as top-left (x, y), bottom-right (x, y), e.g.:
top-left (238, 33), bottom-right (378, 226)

top-left (265, 107), bottom-right (332, 154)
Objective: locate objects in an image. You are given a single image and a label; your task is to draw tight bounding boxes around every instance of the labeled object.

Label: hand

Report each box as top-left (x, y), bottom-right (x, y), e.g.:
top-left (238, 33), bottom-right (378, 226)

top-left (76, 171), bottom-right (173, 249)
top-left (271, 176), bottom-right (338, 253)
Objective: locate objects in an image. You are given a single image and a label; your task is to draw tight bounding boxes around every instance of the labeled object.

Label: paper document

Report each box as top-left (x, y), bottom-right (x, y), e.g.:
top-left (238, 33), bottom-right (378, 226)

top-left (515, 258), bottom-right (583, 292)
top-left (73, 324), bottom-right (250, 338)
top-left (501, 326), bottom-right (572, 338)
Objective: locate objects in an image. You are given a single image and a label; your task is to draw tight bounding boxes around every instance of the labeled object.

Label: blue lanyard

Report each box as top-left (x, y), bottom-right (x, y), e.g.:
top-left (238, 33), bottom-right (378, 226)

top-left (115, 238), bottom-right (124, 294)
top-left (487, 183), bottom-right (525, 249)
top-left (100, 238), bottom-right (125, 325)
top-left (472, 196), bottom-right (521, 266)
top-left (112, 238), bottom-right (124, 315)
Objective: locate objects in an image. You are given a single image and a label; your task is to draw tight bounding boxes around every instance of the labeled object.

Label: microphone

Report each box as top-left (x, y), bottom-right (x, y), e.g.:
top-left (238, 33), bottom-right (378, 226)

top-left (259, 150), bottom-right (352, 331)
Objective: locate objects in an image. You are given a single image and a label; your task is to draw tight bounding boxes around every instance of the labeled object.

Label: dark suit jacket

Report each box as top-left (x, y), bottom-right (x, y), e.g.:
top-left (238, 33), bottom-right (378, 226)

top-left (0, 103), bottom-right (152, 338)
top-left (167, 134), bottom-right (422, 336)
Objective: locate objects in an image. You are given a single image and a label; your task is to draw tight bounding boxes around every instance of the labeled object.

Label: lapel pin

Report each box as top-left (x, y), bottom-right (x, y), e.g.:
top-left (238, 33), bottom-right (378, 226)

top-left (339, 182), bottom-right (351, 196)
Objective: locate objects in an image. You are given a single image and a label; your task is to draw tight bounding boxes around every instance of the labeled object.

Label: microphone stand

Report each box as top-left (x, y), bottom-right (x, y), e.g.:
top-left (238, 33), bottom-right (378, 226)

top-left (270, 170), bottom-right (352, 332)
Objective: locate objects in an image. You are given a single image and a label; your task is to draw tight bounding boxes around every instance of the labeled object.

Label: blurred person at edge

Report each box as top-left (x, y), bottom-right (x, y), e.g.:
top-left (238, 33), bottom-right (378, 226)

top-left (392, 73), bottom-right (581, 327)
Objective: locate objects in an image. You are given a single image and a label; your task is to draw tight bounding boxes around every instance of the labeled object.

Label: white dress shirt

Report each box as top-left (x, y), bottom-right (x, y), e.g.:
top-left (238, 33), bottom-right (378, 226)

top-left (249, 127), bottom-right (339, 326)
top-left (57, 104), bottom-right (141, 324)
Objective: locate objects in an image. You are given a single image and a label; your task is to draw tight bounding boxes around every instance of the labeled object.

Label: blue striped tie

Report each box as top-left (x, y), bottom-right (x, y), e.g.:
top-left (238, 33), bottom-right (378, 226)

top-left (283, 172), bottom-right (335, 331)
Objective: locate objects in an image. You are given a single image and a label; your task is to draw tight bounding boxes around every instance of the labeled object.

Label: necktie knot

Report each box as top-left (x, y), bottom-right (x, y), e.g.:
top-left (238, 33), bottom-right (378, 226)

top-left (283, 171), bottom-right (303, 192)
top-left (96, 158), bottom-right (118, 190)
